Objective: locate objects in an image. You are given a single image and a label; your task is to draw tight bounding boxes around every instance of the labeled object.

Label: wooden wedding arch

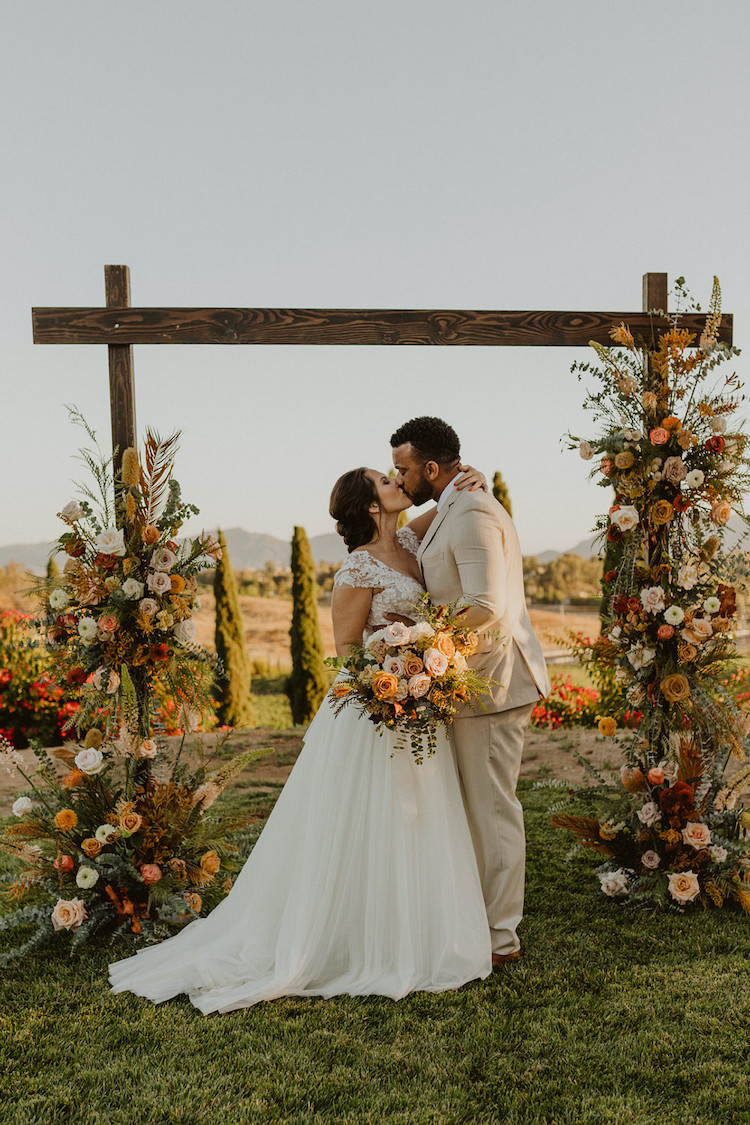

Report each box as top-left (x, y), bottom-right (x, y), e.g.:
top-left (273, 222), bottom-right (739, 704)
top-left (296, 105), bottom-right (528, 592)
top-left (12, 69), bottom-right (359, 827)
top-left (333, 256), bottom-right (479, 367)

top-left (32, 268), bottom-right (733, 474)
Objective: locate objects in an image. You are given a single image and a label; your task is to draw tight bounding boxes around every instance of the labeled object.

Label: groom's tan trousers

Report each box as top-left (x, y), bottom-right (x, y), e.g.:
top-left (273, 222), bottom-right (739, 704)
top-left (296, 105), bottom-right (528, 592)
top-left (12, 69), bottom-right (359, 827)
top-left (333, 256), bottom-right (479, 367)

top-left (450, 702), bottom-right (535, 957)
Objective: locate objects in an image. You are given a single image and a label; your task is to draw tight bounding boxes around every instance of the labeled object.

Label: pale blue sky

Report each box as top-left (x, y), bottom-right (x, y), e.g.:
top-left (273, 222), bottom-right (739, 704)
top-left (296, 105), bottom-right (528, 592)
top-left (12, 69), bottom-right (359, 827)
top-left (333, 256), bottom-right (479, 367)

top-left (3, 0), bottom-right (750, 556)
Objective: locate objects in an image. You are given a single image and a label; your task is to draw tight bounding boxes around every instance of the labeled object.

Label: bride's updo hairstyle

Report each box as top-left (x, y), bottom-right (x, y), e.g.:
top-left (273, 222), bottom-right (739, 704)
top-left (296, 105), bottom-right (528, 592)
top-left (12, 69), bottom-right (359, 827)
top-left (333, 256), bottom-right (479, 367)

top-left (329, 468), bottom-right (380, 553)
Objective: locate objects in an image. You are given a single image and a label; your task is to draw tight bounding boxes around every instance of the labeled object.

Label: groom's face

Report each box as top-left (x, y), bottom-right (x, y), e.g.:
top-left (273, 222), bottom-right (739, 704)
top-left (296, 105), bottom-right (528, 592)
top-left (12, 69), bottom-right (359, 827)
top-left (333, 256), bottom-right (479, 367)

top-left (391, 443), bottom-right (435, 507)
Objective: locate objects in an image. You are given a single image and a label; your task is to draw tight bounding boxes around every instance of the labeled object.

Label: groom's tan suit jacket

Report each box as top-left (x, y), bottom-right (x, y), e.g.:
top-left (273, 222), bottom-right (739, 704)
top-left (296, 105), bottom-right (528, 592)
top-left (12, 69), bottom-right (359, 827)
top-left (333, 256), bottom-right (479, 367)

top-left (417, 486), bottom-right (550, 713)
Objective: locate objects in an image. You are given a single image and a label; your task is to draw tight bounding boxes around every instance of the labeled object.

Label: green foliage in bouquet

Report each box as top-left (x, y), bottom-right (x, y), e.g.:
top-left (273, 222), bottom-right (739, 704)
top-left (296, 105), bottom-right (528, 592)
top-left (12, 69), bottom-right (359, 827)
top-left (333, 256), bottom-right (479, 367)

top-left (213, 529), bottom-right (254, 728)
top-left (286, 525), bottom-right (327, 725)
top-left (326, 596), bottom-right (494, 763)
top-left (0, 728), bottom-right (270, 964)
top-left (553, 278), bottom-right (750, 911)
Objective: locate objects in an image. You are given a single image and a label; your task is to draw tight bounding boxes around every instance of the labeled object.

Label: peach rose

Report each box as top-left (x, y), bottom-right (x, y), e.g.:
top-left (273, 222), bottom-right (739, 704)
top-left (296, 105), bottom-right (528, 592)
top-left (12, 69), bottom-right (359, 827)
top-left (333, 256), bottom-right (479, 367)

top-left (610, 505), bottom-right (640, 532)
top-left (407, 673), bottom-right (432, 699)
top-left (372, 672), bottom-right (400, 701)
top-left (51, 897), bottom-right (88, 932)
top-left (667, 870), bottom-right (701, 905)
top-left (463, 633), bottom-right (479, 655)
top-left (140, 863), bottom-right (162, 885)
top-left (663, 456), bottom-right (686, 484)
top-left (142, 525), bottom-right (160, 545)
top-left (138, 739), bottom-right (158, 759)
top-left (600, 456), bottom-right (615, 477)
top-left (650, 427), bottom-right (669, 445)
top-left (98, 614), bottom-right (119, 634)
top-left (657, 624), bottom-right (674, 641)
top-left (710, 498), bottom-right (732, 526)
top-left (382, 621), bottom-right (411, 646)
top-left (647, 766), bottom-right (665, 785)
top-left (433, 632), bottom-right (456, 660)
top-left (423, 648), bottom-right (449, 677)
top-left (92, 667), bottom-right (120, 695)
top-left (681, 618), bottom-right (713, 645)
top-left (81, 837), bottom-right (103, 859)
top-left (682, 822), bottom-right (711, 850)
top-left (660, 673), bottom-right (691, 704)
top-left (54, 808), bottom-right (78, 831)
top-left (651, 500), bottom-right (675, 526)
top-left (402, 652), bottom-right (424, 677)
top-left (200, 850), bottom-right (221, 875)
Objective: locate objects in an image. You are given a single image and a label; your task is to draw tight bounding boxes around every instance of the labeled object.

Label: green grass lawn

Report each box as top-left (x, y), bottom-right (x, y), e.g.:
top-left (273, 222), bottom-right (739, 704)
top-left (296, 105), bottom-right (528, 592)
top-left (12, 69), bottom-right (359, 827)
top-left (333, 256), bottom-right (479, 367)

top-left (2, 777), bottom-right (750, 1125)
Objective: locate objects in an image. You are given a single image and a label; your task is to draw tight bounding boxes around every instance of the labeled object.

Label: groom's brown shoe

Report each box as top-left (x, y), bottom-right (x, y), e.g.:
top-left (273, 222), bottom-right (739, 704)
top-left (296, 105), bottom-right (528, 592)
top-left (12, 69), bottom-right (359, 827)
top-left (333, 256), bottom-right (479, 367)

top-left (492, 950), bottom-right (521, 968)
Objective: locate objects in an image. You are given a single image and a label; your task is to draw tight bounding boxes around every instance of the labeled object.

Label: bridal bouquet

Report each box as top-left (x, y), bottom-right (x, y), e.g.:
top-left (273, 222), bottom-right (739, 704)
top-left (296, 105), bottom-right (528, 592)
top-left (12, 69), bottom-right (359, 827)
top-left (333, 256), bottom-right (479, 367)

top-left (35, 409), bottom-right (221, 740)
top-left (327, 597), bottom-right (493, 762)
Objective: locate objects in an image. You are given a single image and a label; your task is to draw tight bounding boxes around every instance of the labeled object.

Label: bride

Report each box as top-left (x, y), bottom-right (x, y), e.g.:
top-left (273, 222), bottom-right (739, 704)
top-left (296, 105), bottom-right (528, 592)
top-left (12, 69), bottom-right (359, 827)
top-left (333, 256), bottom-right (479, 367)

top-left (109, 465), bottom-right (492, 1012)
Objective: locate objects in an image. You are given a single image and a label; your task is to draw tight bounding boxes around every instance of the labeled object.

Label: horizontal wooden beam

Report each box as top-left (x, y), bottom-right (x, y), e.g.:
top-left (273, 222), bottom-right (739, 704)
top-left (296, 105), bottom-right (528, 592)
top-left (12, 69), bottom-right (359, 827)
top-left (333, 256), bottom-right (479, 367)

top-left (31, 307), bottom-right (733, 347)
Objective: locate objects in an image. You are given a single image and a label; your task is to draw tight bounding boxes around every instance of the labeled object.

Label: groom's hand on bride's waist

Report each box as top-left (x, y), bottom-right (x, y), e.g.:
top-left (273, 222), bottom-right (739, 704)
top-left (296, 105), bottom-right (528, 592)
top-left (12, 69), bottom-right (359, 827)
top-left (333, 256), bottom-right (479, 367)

top-left (382, 613), bottom-right (416, 627)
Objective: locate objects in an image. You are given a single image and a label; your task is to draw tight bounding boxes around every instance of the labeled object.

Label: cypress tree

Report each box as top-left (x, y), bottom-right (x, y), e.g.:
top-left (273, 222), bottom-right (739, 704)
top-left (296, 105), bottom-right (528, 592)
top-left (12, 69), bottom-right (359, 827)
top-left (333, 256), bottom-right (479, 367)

top-left (492, 471), bottom-right (513, 517)
top-left (213, 529), bottom-right (254, 727)
top-left (286, 525), bottom-right (327, 725)
top-left (46, 555), bottom-right (61, 581)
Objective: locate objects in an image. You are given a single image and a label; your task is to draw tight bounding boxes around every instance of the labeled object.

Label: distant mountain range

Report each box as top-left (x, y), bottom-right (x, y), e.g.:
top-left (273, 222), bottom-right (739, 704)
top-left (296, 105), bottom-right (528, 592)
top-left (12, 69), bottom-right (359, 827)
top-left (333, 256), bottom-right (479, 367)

top-left (3, 516), bottom-right (748, 574)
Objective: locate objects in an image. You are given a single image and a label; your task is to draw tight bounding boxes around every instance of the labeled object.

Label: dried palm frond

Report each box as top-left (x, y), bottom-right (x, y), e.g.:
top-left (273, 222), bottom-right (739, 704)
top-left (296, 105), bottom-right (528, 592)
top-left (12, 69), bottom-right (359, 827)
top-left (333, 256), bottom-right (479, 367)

top-left (549, 814), bottom-right (614, 855)
top-left (140, 428), bottom-right (181, 525)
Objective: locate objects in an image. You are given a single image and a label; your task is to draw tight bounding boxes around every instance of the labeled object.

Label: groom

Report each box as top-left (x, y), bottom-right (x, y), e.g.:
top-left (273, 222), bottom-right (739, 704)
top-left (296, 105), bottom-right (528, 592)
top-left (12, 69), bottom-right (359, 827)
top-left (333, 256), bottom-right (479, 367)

top-left (391, 416), bottom-right (550, 965)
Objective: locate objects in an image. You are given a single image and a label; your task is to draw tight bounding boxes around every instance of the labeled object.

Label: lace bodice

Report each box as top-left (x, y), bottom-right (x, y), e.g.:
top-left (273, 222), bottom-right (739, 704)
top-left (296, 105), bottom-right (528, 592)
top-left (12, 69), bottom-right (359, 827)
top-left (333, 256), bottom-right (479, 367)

top-left (333, 526), bottom-right (424, 638)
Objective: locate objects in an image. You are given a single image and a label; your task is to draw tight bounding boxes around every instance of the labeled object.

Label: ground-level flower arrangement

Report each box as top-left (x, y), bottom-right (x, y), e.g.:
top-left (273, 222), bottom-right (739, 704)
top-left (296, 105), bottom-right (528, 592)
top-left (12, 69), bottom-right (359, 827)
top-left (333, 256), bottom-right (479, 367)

top-left (552, 279), bottom-right (750, 911)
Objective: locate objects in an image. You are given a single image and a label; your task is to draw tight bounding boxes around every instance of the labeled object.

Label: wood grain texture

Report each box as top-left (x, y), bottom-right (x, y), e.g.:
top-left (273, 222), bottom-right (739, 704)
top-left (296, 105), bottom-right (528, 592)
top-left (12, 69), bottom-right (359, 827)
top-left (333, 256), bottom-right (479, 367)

top-left (642, 272), bottom-right (668, 313)
top-left (31, 306), bottom-right (733, 347)
top-left (104, 266), bottom-right (136, 470)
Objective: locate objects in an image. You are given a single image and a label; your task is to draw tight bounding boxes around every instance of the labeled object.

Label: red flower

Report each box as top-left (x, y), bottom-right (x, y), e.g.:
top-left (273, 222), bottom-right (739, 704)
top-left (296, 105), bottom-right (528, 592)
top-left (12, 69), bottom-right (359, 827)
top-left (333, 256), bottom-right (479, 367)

top-left (0, 669), bottom-right (11, 687)
top-left (65, 667), bottom-right (87, 687)
top-left (673, 495), bottom-right (692, 513)
top-left (94, 552), bottom-right (118, 572)
top-left (705, 435), bottom-right (725, 454)
top-left (660, 781), bottom-right (695, 820)
top-left (612, 595), bottom-right (628, 614)
top-left (150, 643), bottom-right (169, 662)
top-left (607, 525), bottom-right (623, 542)
top-left (604, 570), bottom-right (617, 583)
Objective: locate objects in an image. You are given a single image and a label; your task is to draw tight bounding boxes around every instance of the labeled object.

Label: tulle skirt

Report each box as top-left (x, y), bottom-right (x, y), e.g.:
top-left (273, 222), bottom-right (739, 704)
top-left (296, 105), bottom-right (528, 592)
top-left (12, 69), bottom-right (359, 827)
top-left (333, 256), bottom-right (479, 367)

top-left (108, 693), bottom-right (492, 1012)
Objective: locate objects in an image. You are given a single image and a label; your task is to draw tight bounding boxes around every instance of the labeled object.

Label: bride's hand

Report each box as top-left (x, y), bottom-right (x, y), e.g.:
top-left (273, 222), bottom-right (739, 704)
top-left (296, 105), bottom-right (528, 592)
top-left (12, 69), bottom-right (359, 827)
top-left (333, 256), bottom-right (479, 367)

top-left (454, 464), bottom-right (488, 492)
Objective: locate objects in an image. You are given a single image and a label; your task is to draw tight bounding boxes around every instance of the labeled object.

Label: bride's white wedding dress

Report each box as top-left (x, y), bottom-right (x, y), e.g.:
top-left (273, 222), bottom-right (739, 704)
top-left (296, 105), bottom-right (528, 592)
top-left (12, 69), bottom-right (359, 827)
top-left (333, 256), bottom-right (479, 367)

top-left (109, 527), bottom-right (491, 1012)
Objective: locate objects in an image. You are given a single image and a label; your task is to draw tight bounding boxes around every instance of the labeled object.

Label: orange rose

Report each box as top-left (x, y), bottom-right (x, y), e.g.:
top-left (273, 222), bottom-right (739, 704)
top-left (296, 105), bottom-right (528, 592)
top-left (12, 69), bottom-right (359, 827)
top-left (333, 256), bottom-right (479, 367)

top-left (650, 427), bottom-right (669, 445)
top-left (62, 769), bottom-right (87, 789)
top-left (402, 652), bottom-right (424, 677)
top-left (54, 808), bottom-right (78, 831)
top-left (200, 850), bottom-right (221, 875)
top-left (433, 632), bottom-right (456, 660)
top-left (142, 525), bottom-right (160, 545)
top-left (651, 500), bottom-right (675, 526)
top-left (170, 574), bottom-right (185, 593)
top-left (119, 811), bottom-right (143, 835)
top-left (81, 837), bottom-right (103, 858)
top-left (662, 416), bottom-right (682, 432)
top-left (661, 673), bottom-right (691, 704)
top-left (372, 672), bottom-right (400, 701)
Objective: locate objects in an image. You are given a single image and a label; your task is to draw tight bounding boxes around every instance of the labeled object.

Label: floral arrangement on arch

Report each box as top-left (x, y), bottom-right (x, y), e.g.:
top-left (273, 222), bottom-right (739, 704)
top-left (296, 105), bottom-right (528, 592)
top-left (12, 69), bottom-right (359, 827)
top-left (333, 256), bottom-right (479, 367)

top-left (35, 409), bottom-right (222, 740)
top-left (327, 597), bottom-right (494, 763)
top-left (552, 277), bottom-right (750, 911)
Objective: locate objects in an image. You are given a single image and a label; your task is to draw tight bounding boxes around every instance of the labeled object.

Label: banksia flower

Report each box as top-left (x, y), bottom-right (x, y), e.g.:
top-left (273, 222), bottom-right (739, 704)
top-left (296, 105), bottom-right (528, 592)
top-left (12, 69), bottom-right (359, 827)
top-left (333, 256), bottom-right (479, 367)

top-left (121, 447), bottom-right (141, 488)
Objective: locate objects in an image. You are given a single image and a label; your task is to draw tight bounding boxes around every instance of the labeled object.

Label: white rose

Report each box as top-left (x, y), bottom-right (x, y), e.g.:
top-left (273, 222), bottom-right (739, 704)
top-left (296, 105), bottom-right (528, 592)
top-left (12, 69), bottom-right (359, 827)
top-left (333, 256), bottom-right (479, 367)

top-left (51, 897), bottom-right (87, 932)
top-left (642, 850), bottom-right (661, 869)
top-left (12, 796), bottom-right (33, 817)
top-left (579, 441), bottom-right (594, 461)
top-left (121, 578), bottom-right (145, 599)
top-left (640, 586), bottom-right (666, 615)
top-left (173, 619), bottom-right (197, 644)
top-left (366, 628), bottom-right (387, 648)
top-left (611, 506), bottom-right (639, 532)
top-left (49, 588), bottom-right (70, 610)
top-left (76, 866), bottom-right (100, 889)
top-left (598, 869), bottom-right (629, 897)
top-left (637, 801), bottom-right (661, 827)
top-left (61, 501), bottom-right (84, 521)
top-left (423, 648), bottom-right (449, 677)
top-left (383, 655), bottom-right (405, 677)
top-left (627, 645), bottom-right (655, 671)
top-left (710, 417), bottom-right (727, 433)
top-left (95, 527), bottom-right (126, 556)
top-left (137, 739), bottom-right (158, 759)
top-left (664, 605), bottom-right (685, 625)
top-left (394, 679), bottom-right (409, 702)
top-left (74, 747), bottom-right (106, 775)
top-left (77, 617), bottom-right (98, 641)
top-left (146, 570), bottom-right (172, 595)
top-left (151, 547), bottom-right (178, 572)
top-left (451, 651), bottom-right (467, 672)
top-left (193, 596), bottom-right (202, 610)
top-left (685, 470), bottom-right (704, 489)
top-left (92, 667), bottom-right (120, 694)
top-left (703, 597), bottom-right (721, 614)
top-left (138, 598), bottom-right (159, 616)
top-left (608, 626), bottom-right (622, 644)
top-left (682, 822), bottom-right (711, 850)
top-left (95, 823), bottom-right (118, 844)
top-left (709, 844), bottom-right (728, 863)
top-left (677, 564), bottom-right (699, 591)
top-left (667, 870), bottom-right (701, 906)
top-left (383, 621), bottom-right (411, 646)
top-left (410, 622), bottom-right (435, 642)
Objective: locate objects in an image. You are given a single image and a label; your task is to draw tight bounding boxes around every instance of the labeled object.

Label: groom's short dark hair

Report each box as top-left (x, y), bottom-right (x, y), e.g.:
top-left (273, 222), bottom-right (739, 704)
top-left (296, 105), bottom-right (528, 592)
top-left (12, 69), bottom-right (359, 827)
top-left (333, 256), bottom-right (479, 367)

top-left (390, 416), bottom-right (461, 465)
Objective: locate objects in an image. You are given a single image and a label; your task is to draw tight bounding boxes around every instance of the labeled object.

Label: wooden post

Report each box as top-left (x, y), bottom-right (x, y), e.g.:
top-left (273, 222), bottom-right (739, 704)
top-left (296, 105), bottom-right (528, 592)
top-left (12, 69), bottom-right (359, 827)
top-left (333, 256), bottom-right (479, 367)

top-left (643, 272), bottom-right (668, 315)
top-left (105, 264), bottom-right (136, 475)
